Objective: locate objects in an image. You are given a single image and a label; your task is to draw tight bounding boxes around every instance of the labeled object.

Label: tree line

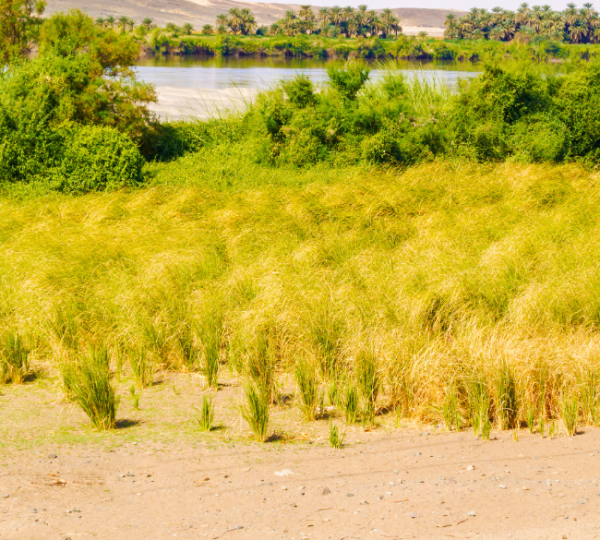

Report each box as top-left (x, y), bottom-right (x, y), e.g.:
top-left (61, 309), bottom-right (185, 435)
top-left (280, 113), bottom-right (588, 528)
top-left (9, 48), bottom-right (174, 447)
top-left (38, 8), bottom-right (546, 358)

top-left (445, 2), bottom-right (600, 43)
top-left (98, 5), bottom-right (402, 39)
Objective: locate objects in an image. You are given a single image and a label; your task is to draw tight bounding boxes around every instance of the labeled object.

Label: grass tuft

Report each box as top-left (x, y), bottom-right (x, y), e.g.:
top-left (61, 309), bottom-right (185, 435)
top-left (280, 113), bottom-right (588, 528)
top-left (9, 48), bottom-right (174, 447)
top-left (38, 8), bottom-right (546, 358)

top-left (561, 395), bottom-right (579, 436)
top-left (356, 346), bottom-right (380, 425)
top-left (241, 383), bottom-right (269, 442)
top-left (295, 359), bottom-right (320, 421)
top-left (0, 332), bottom-right (29, 384)
top-left (195, 394), bottom-right (215, 432)
top-left (61, 347), bottom-right (119, 430)
top-left (329, 422), bottom-right (344, 449)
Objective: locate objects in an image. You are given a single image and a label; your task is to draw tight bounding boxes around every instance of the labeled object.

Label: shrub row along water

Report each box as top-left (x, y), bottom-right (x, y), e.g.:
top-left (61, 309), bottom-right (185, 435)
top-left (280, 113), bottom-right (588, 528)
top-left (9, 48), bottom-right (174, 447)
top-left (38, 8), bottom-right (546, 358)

top-left (149, 34), bottom-right (600, 63)
top-left (5, 34), bottom-right (600, 194)
top-left (154, 59), bottom-right (600, 169)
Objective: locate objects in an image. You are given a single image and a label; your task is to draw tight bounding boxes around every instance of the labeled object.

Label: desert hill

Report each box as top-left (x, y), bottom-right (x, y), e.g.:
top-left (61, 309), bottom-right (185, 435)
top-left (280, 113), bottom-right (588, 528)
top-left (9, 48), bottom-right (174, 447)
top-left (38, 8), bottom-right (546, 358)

top-left (44, 0), bottom-right (463, 34)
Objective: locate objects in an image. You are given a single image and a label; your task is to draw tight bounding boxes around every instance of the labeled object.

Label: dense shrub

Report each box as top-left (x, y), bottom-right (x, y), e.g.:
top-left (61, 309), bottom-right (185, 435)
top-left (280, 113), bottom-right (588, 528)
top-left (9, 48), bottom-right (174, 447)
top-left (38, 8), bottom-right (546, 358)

top-left (54, 126), bottom-right (144, 193)
top-left (0, 12), bottom-right (155, 192)
top-left (448, 61), bottom-right (600, 162)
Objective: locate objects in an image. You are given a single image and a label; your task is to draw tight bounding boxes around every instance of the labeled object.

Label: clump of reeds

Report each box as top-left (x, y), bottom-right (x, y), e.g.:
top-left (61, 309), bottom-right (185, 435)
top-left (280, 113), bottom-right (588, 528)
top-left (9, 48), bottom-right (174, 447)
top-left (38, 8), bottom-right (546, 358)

top-left (247, 324), bottom-right (276, 403)
top-left (195, 394), bottom-right (215, 432)
top-left (295, 359), bottom-right (320, 421)
top-left (0, 331), bottom-right (29, 384)
top-left (129, 384), bottom-right (140, 409)
top-left (241, 383), bottom-right (269, 442)
top-left (329, 422), bottom-right (344, 449)
top-left (61, 347), bottom-right (119, 430)
top-left (128, 347), bottom-right (154, 388)
top-left (344, 384), bottom-right (359, 424)
top-left (495, 362), bottom-right (518, 430)
top-left (308, 307), bottom-right (343, 380)
top-left (197, 307), bottom-right (223, 388)
top-left (356, 346), bottom-right (380, 424)
top-left (443, 381), bottom-right (463, 432)
top-left (561, 395), bottom-right (579, 436)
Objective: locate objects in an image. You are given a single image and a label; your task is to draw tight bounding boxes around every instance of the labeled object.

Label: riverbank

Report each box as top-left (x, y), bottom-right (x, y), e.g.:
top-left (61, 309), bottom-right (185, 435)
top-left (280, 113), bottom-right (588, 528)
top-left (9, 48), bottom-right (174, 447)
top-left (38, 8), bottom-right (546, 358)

top-left (142, 34), bottom-right (600, 63)
top-left (1, 370), bottom-right (598, 540)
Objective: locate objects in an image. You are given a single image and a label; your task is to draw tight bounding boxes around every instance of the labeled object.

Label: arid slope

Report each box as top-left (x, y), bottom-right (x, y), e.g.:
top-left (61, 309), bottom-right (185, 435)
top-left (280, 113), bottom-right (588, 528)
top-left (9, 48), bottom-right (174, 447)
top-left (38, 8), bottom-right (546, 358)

top-left (44, 0), bottom-right (463, 34)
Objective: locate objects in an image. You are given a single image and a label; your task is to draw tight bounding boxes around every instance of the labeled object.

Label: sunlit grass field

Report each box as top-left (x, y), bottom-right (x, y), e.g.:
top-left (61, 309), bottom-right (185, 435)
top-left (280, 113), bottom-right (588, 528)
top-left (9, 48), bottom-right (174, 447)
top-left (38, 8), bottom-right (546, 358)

top-left (2, 159), bottom-right (600, 437)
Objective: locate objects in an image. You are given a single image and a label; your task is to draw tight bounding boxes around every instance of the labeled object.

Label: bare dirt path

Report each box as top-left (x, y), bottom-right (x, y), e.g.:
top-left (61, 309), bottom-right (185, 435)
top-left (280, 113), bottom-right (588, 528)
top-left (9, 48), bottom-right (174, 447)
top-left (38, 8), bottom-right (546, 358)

top-left (2, 429), bottom-right (600, 540)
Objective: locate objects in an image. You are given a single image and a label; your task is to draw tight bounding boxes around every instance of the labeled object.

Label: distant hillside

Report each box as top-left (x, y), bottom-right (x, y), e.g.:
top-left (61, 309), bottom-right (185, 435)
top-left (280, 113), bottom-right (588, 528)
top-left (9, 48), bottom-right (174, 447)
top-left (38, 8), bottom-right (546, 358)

top-left (44, 0), bottom-right (463, 34)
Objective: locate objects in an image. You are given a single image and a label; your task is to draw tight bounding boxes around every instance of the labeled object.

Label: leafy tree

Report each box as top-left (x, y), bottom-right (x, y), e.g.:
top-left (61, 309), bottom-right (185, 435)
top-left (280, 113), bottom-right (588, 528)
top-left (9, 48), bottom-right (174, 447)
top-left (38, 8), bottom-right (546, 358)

top-left (0, 0), bottom-right (46, 63)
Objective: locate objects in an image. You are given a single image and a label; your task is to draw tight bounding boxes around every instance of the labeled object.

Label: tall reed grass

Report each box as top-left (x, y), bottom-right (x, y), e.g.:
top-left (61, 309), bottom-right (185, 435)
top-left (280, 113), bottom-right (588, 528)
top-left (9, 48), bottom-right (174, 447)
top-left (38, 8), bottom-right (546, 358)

top-left (61, 347), bottom-right (119, 430)
top-left (3, 161), bottom-right (600, 435)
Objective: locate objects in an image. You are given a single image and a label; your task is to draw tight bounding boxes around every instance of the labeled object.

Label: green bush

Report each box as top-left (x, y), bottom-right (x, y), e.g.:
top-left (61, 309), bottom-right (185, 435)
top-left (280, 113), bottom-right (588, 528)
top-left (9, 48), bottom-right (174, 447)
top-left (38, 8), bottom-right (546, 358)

top-left (510, 113), bottom-right (568, 162)
top-left (54, 126), bottom-right (144, 193)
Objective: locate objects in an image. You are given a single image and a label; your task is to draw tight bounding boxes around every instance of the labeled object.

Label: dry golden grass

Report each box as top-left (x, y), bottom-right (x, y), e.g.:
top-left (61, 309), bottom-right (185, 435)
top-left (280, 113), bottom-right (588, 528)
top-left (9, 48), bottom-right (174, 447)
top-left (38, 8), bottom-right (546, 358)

top-left (2, 160), bottom-right (600, 435)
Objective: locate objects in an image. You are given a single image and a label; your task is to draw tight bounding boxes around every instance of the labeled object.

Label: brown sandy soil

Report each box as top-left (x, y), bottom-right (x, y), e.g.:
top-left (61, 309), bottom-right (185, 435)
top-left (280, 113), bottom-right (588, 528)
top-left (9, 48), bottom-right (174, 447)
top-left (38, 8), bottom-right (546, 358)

top-left (1, 373), bottom-right (599, 540)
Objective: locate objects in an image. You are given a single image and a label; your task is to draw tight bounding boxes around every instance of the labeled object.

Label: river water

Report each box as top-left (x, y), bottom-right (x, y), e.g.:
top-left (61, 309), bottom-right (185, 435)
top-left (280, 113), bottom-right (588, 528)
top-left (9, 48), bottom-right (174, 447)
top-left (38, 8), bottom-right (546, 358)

top-left (133, 56), bottom-right (479, 119)
top-left (135, 56), bottom-right (479, 90)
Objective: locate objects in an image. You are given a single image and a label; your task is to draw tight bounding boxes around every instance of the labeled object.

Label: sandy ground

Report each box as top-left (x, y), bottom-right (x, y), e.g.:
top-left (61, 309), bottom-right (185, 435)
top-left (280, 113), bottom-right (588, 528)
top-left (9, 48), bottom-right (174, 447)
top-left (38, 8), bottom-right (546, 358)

top-left (2, 429), bottom-right (600, 540)
top-left (402, 26), bottom-right (444, 37)
top-left (148, 87), bottom-right (257, 120)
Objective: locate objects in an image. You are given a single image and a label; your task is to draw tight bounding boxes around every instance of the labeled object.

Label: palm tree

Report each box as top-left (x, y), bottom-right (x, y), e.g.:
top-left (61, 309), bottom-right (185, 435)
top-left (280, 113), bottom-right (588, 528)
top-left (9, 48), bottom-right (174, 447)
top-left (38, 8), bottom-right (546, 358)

top-left (299, 5), bottom-right (314, 21)
top-left (282, 10), bottom-right (297, 36)
top-left (95, 17), bottom-right (105, 27)
top-left (216, 13), bottom-right (228, 28)
top-left (202, 24), bottom-right (213, 35)
top-left (318, 7), bottom-right (329, 30)
top-left (105, 15), bottom-right (116, 28)
top-left (380, 8), bottom-right (394, 37)
top-left (118, 15), bottom-right (129, 33)
top-left (298, 5), bottom-right (315, 34)
top-left (142, 18), bottom-right (154, 31)
top-left (570, 19), bottom-right (587, 42)
top-left (182, 22), bottom-right (194, 35)
top-left (233, 8), bottom-right (256, 35)
top-left (329, 6), bottom-right (343, 28)
top-left (227, 8), bottom-right (241, 33)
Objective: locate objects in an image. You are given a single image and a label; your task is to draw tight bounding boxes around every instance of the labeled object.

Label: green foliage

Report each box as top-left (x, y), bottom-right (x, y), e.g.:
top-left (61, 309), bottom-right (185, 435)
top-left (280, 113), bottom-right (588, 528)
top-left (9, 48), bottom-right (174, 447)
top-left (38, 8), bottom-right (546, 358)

top-left (61, 347), bottom-right (119, 430)
top-left (246, 325), bottom-right (276, 403)
top-left (39, 10), bottom-right (140, 71)
top-left (326, 61), bottom-right (370, 100)
top-left (55, 125), bottom-right (144, 193)
top-left (443, 382), bottom-right (463, 432)
top-left (282, 74), bottom-right (316, 108)
top-left (0, 52), bottom-right (149, 191)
